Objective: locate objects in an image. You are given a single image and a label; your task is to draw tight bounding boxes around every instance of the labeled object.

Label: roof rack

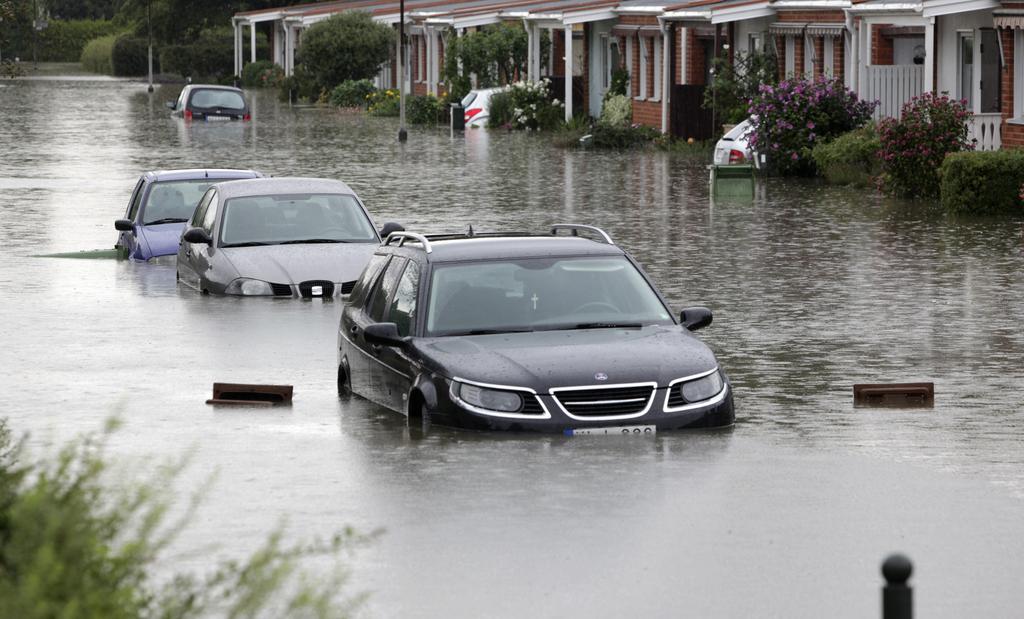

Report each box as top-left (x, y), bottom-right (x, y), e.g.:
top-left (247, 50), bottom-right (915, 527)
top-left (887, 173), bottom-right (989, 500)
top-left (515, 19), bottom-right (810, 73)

top-left (383, 231), bottom-right (432, 253)
top-left (550, 224), bottom-right (614, 245)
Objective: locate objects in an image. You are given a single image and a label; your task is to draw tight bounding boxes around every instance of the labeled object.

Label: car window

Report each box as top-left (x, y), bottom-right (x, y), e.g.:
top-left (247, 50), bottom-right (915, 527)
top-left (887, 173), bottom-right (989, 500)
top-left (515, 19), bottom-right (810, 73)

top-left (387, 262), bottom-right (419, 336)
top-left (219, 193), bottom-right (377, 246)
top-left (189, 89), bottom-right (245, 110)
top-left (424, 256), bottom-right (673, 336)
top-left (460, 91), bottom-right (478, 107)
top-left (367, 257), bottom-right (406, 323)
top-left (191, 189), bottom-right (214, 227)
top-left (175, 88), bottom-right (188, 111)
top-left (141, 180), bottom-right (219, 224)
top-left (126, 178), bottom-right (145, 220)
top-left (350, 254), bottom-right (389, 306)
top-left (201, 190), bottom-right (218, 233)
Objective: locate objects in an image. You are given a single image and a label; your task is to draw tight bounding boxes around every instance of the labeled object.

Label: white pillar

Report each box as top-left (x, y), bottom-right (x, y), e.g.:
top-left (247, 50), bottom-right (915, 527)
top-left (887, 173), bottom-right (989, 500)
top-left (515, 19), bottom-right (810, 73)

top-left (250, 22), bottom-right (257, 64)
top-left (234, 21), bottom-right (241, 76)
top-left (679, 27), bottom-right (688, 85)
top-left (924, 17), bottom-right (935, 93)
top-left (564, 25), bottom-right (573, 121)
top-left (660, 22), bottom-right (671, 134)
top-left (532, 23), bottom-right (541, 80)
top-left (285, 26), bottom-right (294, 76)
top-left (525, 21), bottom-right (535, 81)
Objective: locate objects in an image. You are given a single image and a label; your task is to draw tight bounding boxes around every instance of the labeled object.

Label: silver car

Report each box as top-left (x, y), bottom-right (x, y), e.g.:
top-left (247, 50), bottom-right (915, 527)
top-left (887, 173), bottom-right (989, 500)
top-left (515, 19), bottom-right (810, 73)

top-left (713, 118), bottom-right (758, 166)
top-left (176, 177), bottom-right (402, 298)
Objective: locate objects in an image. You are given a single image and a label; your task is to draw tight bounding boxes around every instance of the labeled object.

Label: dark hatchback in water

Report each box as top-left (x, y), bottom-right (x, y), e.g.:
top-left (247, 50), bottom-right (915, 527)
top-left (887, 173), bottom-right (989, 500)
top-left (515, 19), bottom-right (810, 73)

top-left (167, 85), bottom-right (250, 121)
top-left (337, 225), bottom-right (735, 433)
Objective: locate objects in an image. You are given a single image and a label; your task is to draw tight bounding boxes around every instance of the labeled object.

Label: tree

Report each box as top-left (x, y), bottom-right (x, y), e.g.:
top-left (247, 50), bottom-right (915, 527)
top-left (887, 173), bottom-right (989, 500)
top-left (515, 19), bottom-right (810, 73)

top-left (46, 0), bottom-right (123, 20)
top-left (296, 11), bottom-right (393, 95)
top-left (443, 23), bottom-right (533, 99)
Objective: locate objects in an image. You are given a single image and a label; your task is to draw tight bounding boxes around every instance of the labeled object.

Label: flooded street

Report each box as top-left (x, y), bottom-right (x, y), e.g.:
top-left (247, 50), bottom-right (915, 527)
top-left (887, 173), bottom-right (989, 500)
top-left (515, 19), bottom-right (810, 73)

top-left (2, 76), bottom-right (1024, 617)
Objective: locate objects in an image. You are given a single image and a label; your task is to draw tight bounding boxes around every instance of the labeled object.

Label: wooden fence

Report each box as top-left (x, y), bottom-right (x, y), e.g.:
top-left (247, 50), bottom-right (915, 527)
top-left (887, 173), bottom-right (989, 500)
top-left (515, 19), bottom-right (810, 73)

top-left (863, 65), bottom-right (924, 119)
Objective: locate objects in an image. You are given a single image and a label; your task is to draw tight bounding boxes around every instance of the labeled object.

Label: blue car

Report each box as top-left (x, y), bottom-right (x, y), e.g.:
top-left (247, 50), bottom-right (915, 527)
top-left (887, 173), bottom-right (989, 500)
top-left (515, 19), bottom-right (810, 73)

top-left (114, 169), bottom-right (263, 261)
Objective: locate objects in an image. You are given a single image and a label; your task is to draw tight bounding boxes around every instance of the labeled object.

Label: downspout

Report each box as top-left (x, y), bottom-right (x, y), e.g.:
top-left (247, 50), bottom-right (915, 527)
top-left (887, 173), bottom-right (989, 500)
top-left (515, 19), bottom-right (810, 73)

top-left (659, 16), bottom-right (672, 134)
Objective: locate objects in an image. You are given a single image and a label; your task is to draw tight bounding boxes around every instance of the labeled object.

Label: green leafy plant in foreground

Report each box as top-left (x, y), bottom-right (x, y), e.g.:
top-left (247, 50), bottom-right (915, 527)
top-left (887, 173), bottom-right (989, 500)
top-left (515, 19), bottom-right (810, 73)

top-left (0, 418), bottom-right (374, 619)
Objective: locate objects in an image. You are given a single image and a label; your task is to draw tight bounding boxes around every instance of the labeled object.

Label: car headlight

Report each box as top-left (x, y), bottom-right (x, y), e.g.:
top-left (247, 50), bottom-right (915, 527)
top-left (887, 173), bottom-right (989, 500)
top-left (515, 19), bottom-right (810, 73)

top-left (679, 370), bottom-right (724, 403)
top-left (454, 382), bottom-right (524, 413)
top-left (225, 278), bottom-right (275, 296)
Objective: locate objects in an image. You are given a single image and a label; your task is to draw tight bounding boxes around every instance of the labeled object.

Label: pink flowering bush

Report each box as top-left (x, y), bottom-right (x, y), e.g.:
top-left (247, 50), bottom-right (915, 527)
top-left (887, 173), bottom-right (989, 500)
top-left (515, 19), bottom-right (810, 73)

top-left (748, 77), bottom-right (875, 175)
top-left (878, 93), bottom-right (973, 198)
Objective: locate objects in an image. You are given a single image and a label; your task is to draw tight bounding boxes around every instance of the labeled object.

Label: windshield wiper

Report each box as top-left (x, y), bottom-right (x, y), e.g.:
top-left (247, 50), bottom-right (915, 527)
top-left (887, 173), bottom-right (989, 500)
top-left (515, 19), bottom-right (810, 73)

top-left (571, 322), bottom-right (644, 330)
top-left (221, 241), bottom-right (271, 247)
top-left (444, 328), bottom-right (534, 336)
top-left (278, 238), bottom-right (348, 245)
top-left (144, 217), bottom-right (188, 225)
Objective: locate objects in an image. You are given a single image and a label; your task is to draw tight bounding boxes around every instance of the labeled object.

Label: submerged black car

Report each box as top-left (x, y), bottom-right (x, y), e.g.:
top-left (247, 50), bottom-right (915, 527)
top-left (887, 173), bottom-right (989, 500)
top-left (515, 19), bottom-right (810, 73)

top-left (337, 225), bottom-right (735, 433)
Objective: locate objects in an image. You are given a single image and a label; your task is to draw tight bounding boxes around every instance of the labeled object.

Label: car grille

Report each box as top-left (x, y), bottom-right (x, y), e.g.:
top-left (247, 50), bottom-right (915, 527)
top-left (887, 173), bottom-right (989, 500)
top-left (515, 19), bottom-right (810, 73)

top-left (270, 283), bottom-right (293, 296)
top-left (340, 280), bottom-right (356, 295)
top-left (519, 394), bottom-right (546, 416)
top-left (552, 384), bottom-right (655, 418)
top-left (299, 280), bottom-right (334, 298)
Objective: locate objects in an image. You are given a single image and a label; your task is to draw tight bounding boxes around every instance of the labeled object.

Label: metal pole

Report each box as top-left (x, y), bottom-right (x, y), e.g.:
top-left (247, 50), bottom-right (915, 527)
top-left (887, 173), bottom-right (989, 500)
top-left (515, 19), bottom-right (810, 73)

top-left (32, 0), bottom-right (37, 68)
top-left (882, 554), bottom-right (913, 619)
top-left (147, 0), bottom-right (153, 92)
top-left (398, 0), bottom-right (407, 142)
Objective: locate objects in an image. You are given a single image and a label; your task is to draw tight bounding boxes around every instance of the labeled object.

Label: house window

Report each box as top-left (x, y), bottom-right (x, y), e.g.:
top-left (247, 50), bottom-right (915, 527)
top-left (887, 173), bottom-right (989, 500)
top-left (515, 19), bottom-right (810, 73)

top-left (785, 35), bottom-right (796, 76)
top-left (652, 35), bottom-right (662, 101)
top-left (638, 36), bottom-right (648, 100)
top-left (980, 28), bottom-right (1000, 114)
top-left (958, 31), bottom-right (974, 109)
top-left (625, 35), bottom-right (634, 94)
top-left (1014, 30), bottom-right (1024, 120)
top-left (749, 32), bottom-right (763, 55)
top-left (824, 36), bottom-right (834, 76)
top-left (804, 35), bottom-right (815, 77)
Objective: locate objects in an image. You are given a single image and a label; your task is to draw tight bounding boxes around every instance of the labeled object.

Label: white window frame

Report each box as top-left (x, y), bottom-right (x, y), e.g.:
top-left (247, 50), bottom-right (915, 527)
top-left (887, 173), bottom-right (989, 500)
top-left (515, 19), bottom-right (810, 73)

top-left (804, 35), bottom-right (815, 77)
top-left (637, 35), bottom-right (648, 100)
top-left (824, 36), bottom-right (834, 77)
top-left (652, 35), bottom-right (662, 101)
top-left (626, 35), bottom-right (635, 91)
top-left (749, 32), bottom-right (763, 55)
top-left (957, 30), bottom-right (974, 110)
top-left (785, 35), bottom-right (796, 76)
top-left (1014, 30), bottom-right (1024, 122)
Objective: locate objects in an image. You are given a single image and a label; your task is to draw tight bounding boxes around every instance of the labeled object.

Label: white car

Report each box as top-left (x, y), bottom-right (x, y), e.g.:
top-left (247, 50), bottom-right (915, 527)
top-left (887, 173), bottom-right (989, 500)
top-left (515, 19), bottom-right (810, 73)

top-left (461, 87), bottom-right (506, 128)
top-left (713, 118), bottom-right (757, 166)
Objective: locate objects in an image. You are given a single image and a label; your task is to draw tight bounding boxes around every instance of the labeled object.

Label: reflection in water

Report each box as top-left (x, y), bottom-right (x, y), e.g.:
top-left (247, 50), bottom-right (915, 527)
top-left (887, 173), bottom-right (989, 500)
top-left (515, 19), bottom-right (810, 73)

top-left (1, 77), bottom-right (1024, 618)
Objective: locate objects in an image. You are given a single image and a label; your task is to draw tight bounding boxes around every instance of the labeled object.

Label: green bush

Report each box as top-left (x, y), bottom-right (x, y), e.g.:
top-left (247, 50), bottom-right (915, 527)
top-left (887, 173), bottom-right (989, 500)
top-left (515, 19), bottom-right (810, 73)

top-left (443, 23), bottom-right (533, 90)
top-left (240, 59), bottom-right (284, 88)
top-left (330, 78), bottom-right (376, 108)
top-left (811, 124), bottom-right (881, 186)
top-left (36, 19), bottom-right (122, 62)
top-left (0, 418), bottom-right (371, 618)
top-left (487, 91), bottom-right (514, 128)
top-left (488, 80), bottom-right (562, 131)
top-left (160, 29), bottom-right (261, 81)
top-left (367, 88), bottom-right (400, 116)
top-left (939, 150), bottom-right (1024, 215)
top-left (111, 34), bottom-right (152, 77)
top-left (277, 64), bottom-right (319, 103)
top-left (80, 34), bottom-right (117, 74)
top-left (589, 123), bottom-right (660, 148)
top-left (406, 94), bottom-right (444, 124)
top-left (704, 51), bottom-right (778, 125)
top-left (297, 12), bottom-right (393, 96)
top-left (599, 93), bottom-right (632, 127)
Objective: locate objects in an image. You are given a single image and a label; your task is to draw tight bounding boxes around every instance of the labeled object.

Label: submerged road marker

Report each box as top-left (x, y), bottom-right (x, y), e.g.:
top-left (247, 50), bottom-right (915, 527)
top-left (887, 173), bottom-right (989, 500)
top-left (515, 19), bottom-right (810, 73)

top-left (853, 383), bottom-right (934, 408)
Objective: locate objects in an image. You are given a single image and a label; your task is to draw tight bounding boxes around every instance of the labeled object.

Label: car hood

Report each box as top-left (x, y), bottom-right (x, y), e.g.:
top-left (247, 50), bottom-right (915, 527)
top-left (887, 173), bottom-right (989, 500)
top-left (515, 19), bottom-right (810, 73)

top-left (139, 222), bottom-right (187, 259)
top-left (412, 325), bottom-right (720, 391)
top-left (222, 243), bottom-right (377, 284)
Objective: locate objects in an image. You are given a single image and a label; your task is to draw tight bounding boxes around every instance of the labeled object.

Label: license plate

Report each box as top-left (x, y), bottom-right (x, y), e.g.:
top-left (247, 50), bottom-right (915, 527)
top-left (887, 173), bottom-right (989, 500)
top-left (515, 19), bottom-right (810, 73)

top-left (565, 425), bottom-right (656, 436)
top-left (205, 115), bottom-right (231, 121)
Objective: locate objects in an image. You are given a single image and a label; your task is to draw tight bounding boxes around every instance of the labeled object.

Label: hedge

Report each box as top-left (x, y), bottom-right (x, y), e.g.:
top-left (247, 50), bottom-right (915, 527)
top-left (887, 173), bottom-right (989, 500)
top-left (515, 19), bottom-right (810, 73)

top-left (7, 19), bottom-right (121, 62)
top-left (811, 124), bottom-right (881, 187)
top-left (80, 34), bottom-right (118, 75)
top-left (939, 150), bottom-right (1024, 215)
top-left (111, 35), bottom-right (155, 77)
top-left (161, 31), bottom-right (266, 81)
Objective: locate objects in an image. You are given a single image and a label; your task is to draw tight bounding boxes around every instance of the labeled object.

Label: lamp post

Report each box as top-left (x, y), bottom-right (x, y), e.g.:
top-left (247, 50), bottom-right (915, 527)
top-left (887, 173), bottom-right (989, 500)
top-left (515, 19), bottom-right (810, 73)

top-left (398, 0), bottom-right (407, 142)
top-left (147, 0), bottom-right (153, 92)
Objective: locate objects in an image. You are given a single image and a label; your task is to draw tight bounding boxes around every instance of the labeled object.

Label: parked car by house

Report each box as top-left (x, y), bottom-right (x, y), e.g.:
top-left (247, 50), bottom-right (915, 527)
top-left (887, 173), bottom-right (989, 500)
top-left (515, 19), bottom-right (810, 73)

top-left (337, 224), bottom-right (735, 433)
top-left (176, 177), bottom-right (403, 298)
top-left (114, 169), bottom-right (263, 261)
top-left (713, 118), bottom-right (757, 166)
top-left (461, 87), bottom-right (506, 128)
top-left (166, 85), bottom-right (251, 121)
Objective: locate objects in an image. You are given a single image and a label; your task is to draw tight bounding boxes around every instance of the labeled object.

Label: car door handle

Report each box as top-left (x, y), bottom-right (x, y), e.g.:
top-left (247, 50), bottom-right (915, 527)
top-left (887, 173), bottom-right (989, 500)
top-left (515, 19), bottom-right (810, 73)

top-left (370, 344), bottom-right (382, 355)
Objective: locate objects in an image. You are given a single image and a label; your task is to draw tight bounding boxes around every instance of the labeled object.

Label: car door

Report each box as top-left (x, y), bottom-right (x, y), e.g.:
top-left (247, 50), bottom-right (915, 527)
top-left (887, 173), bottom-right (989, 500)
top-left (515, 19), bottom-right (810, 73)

top-left (178, 189), bottom-right (217, 290)
top-left (378, 259), bottom-right (421, 413)
top-left (355, 257), bottom-right (406, 408)
top-left (117, 178), bottom-right (145, 258)
top-left (340, 253), bottom-right (390, 397)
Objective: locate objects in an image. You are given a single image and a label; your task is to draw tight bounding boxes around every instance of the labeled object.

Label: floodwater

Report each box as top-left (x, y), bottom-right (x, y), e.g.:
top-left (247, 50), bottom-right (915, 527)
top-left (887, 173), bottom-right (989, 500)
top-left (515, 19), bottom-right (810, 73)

top-left (2, 76), bottom-right (1024, 618)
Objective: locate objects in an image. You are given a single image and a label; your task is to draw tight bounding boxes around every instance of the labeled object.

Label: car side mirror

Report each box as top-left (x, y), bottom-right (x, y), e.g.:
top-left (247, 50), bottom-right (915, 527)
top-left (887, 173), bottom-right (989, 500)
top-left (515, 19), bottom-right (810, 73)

top-left (114, 219), bottom-right (133, 232)
top-left (165, 101), bottom-right (175, 110)
top-left (379, 222), bottom-right (405, 239)
top-left (363, 322), bottom-right (408, 348)
top-left (680, 306), bottom-right (713, 331)
top-left (182, 227), bottom-right (212, 245)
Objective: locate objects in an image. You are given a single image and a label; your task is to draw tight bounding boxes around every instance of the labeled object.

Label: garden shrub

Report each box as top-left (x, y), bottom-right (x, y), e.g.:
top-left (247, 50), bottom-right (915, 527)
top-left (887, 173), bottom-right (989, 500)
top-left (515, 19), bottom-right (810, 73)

top-left (443, 23), bottom-right (533, 90)
top-left (878, 93), bottom-right (973, 199)
top-left (80, 34), bottom-right (117, 74)
top-left (240, 59), bottom-right (284, 88)
top-left (277, 64), bottom-right (319, 103)
top-left (589, 123), bottom-right (660, 148)
top-left (599, 93), bottom-right (632, 127)
top-left (367, 88), bottom-right (400, 116)
top-left (297, 12), bottom-right (393, 96)
top-left (748, 77), bottom-right (875, 176)
top-left (111, 34), bottom-right (150, 77)
top-left (407, 94), bottom-right (444, 124)
top-left (939, 150), bottom-right (1024, 215)
top-left (36, 19), bottom-right (122, 62)
top-left (811, 124), bottom-right (881, 186)
top-left (488, 79), bottom-right (562, 131)
top-left (1, 59), bottom-right (26, 78)
top-left (330, 78), bottom-right (376, 108)
top-left (160, 30), bottom-right (254, 81)
top-left (704, 50), bottom-right (778, 125)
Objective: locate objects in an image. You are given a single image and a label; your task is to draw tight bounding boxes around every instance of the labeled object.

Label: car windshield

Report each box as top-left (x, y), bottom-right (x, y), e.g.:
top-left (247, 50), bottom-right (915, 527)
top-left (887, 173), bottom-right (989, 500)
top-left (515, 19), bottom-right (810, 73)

top-left (219, 193), bottom-right (377, 246)
top-left (142, 180), bottom-right (220, 224)
top-left (460, 91), bottom-right (478, 107)
top-left (189, 89), bottom-right (245, 110)
top-left (425, 256), bottom-right (673, 336)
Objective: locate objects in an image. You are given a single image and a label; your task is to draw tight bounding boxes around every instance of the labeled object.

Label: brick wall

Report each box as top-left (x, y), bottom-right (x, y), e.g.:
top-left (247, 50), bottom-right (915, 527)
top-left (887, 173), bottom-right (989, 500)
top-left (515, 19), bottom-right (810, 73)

top-left (814, 37), bottom-right (824, 77)
top-left (872, 25), bottom-right (894, 65)
top-left (775, 35), bottom-right (786, 79)
top-left (687, 33), bottom-right (707, 85)
top-left (833, 36), bottom-right (844, 82)
top-left (776, 10), bottom-right (844, 22)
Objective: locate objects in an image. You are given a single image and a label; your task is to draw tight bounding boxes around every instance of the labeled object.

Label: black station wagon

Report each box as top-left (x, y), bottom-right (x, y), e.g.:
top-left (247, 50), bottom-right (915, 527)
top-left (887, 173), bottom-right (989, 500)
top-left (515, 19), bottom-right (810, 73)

top-left (337, 225), bottom-right (735, 434)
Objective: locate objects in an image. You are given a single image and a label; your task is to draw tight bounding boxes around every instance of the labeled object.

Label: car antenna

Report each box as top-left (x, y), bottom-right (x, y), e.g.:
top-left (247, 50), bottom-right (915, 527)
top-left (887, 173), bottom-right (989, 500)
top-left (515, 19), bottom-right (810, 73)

top-left (466, 224), bottom-right (474, 238)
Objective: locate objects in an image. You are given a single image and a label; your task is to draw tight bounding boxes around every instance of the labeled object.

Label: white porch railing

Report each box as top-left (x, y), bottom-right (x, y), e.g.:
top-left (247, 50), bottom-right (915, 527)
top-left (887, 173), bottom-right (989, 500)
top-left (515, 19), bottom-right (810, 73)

top-left (863, 65), bottom-right (924, 120)
top-left (968, 113), bottom-right (1002, 151)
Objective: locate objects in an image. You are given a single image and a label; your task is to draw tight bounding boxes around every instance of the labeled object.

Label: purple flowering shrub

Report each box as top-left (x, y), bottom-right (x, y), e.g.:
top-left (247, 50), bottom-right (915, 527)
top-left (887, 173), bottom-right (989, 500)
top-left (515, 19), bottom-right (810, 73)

top-left (878, 93), bottom-right (973, 198)
top-left (749, 77), bottom-right (876, 175)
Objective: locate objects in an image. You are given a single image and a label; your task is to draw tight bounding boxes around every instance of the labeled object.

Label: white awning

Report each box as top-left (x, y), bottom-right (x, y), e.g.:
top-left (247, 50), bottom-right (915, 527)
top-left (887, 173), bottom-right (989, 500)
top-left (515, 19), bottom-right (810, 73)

top-left (769, 22), bottom-right (807, 35)
top-left (806, 23), bottom-right (845, 36)
top-left (994, 14), bottom-right (1024, 28)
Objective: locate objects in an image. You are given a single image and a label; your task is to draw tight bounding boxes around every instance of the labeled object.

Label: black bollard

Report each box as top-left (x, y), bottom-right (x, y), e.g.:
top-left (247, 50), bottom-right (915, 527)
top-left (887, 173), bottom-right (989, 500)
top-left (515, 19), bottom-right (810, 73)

top-left (882, 554), bottom-right (913, 619)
